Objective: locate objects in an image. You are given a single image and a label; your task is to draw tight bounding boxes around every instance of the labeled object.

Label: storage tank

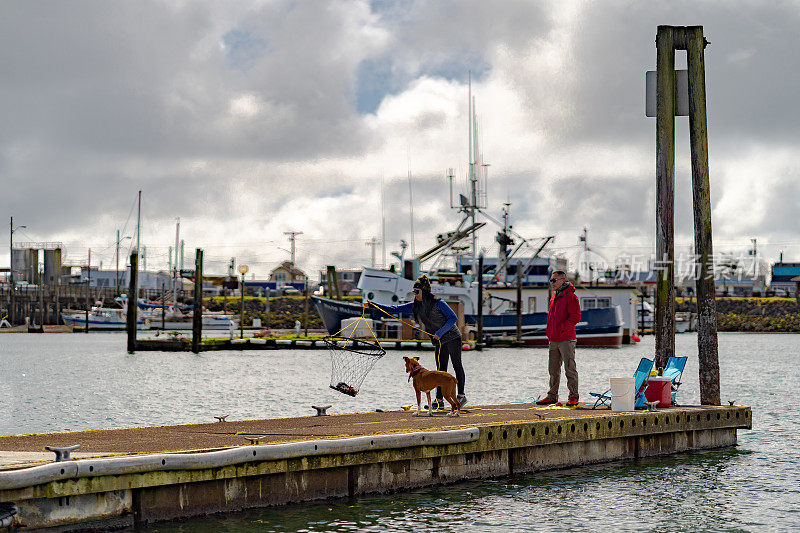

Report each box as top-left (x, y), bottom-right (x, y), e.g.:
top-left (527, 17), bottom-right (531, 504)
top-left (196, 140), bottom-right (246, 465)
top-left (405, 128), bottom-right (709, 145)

top-left (44, 248), bottom-right (63, 285)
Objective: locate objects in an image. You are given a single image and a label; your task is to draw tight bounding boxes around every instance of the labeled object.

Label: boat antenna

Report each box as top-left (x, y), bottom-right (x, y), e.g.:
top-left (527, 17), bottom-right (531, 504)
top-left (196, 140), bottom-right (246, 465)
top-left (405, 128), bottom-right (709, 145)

top-left (407, 144), bottom-right (415, 257)
top-left (381, 174), bottom-right (386, 268)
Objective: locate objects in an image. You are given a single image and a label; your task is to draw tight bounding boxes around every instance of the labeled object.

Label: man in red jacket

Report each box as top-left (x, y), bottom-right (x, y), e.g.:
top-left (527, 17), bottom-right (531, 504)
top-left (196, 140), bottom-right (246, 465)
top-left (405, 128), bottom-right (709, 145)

top-left (536, 270), bottom-right (581, 406)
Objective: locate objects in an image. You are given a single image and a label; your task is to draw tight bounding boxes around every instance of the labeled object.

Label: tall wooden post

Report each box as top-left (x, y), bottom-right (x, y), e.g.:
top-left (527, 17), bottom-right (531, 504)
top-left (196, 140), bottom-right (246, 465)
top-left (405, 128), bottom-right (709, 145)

top-left (191, 249), bottom-right (203, 354)
top-left (686, 26), bottom-right (720, 405)
top-left (652, 25), bottom-right (720, 404)
top-left (304, 285), bottom-right (310, 337)
top-left (516, 260), bottom-right (523, 343)
top-left (126, 252), bottom-right (138, 353)
top-left (655, 25), bottom-right (676, 370)
top-left (477, 255), bottom-right (483, 346)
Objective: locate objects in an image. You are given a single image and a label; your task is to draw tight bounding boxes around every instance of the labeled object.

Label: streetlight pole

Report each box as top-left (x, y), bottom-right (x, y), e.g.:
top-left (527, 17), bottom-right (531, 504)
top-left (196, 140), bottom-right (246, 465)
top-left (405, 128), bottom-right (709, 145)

top-left (238, 264), bottom-right (248, 338)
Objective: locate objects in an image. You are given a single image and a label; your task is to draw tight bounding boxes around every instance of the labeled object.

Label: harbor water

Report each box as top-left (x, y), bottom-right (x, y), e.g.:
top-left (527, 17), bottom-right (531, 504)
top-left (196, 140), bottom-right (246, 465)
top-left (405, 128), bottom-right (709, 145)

top-left (1, 332), bottom-right (798, 531)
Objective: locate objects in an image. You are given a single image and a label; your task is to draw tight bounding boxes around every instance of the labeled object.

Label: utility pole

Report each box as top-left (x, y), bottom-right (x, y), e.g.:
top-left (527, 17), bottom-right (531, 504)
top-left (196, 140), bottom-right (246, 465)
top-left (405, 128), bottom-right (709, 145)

top-left (366, 237), bottom-right (380, 268)
top-left (284, 231), bottom-right (303, 267)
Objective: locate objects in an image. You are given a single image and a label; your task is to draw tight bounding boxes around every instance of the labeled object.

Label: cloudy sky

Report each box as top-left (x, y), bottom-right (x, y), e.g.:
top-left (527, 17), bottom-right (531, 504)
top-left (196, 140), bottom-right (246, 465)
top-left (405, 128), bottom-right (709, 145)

top-left (2, 0), bottom-right (799, 279)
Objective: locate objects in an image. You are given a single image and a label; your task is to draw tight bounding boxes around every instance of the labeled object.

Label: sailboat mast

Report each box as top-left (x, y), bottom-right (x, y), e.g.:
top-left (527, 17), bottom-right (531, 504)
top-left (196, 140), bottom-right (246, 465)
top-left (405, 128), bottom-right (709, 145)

top-left (136, 190), bottom-right (141, 253)
top-left (173, 217), bottom-right (180, 311)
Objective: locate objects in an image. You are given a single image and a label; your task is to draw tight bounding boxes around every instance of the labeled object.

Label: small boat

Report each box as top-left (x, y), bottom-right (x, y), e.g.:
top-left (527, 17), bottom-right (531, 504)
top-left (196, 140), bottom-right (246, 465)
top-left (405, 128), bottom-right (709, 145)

top-left (61, 307), bottom-right (150, 330)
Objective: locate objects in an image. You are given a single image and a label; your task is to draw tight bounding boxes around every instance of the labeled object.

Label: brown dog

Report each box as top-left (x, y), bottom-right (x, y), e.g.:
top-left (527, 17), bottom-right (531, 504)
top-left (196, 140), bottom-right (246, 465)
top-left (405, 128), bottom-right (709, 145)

top-left (403, 356), bottom-right (460, 417)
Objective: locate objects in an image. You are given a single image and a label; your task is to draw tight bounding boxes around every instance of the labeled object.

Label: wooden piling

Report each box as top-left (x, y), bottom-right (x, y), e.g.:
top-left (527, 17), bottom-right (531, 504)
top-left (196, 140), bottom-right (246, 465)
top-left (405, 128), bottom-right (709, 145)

top-left (655, 25), bottom-right (676, 370)
top-left (126, 253), bottom-right (138, 353)
top-left (327, 265), bottom-right (341, 300)
top-left (477, 255), bottom-right (484, 345)
top-left (686, 26), bottom-right (720, 405)
top-left (191, 249), bottom-right (203, 354)
top-left (304, 285), bottom-right (310, 337)
top-left (516, 259), bottom-right (522, 343)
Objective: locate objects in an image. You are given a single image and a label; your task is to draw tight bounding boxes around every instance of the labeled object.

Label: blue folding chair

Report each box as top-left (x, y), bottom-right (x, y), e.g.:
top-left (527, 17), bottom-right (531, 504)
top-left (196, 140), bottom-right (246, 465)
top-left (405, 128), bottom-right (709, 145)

top-left (662, 356), bottom-right (688, 406)
top-left (591, 358), bottom-right (654, 409)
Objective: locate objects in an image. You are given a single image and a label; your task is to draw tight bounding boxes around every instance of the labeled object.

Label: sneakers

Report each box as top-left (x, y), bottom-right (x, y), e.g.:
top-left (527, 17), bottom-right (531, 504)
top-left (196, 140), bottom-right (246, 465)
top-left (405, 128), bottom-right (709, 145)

top-left (457, 394), bottom-right (468, 408)
top-left (424, 399), bottom-right (445, 410)
top-left (566, 397), bottom-right (579, 406)
top-left (536, 397), bottom-right (557, 406)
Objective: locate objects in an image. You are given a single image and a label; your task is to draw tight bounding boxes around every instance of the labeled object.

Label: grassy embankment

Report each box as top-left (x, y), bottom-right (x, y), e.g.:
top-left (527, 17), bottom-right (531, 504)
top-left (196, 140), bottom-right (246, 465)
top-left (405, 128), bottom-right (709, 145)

top-left (676, 296), bottom-right (800, 332)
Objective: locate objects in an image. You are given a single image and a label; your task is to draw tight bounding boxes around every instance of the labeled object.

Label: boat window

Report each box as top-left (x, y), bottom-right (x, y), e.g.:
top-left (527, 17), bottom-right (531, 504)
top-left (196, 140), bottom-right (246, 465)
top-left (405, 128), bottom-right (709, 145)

top-left (582, 297), bottom-right (611, 309)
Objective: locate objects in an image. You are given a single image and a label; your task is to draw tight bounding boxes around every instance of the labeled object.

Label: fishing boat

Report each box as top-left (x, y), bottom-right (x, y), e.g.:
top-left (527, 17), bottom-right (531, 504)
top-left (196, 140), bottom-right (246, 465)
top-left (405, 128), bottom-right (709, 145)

top-left (313, 82), bottom-right (625, 346)
top-left (61, 307), bottom-right (150, 330)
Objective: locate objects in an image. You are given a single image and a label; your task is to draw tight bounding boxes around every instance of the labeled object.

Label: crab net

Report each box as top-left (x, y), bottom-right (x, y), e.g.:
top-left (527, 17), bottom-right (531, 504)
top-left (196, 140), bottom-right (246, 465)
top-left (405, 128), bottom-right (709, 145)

top-left (323, 336), bottom-right (385, 397)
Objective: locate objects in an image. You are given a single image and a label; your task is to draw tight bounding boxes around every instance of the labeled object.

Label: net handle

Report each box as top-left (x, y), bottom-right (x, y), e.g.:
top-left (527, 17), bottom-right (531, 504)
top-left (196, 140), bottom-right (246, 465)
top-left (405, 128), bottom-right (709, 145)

top-left (366, 301), bottom-right (442, 369)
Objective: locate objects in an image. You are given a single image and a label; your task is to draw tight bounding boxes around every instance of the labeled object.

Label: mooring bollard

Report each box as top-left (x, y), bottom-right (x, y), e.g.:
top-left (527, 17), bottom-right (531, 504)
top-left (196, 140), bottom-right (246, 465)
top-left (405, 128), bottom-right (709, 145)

top-left (45, 444), bottom-right (81, 462)
top-left (312, 405), bottom-right (332, 416)
top-left (214, 415), bottom-right (229, 423)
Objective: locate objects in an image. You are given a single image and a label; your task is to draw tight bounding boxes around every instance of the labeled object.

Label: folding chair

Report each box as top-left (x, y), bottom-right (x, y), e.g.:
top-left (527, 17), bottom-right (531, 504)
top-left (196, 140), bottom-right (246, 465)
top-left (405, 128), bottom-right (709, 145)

top-left (662, 356), bottom-right (688, 406)
top-left (591, 358), bottom-right (654, 409)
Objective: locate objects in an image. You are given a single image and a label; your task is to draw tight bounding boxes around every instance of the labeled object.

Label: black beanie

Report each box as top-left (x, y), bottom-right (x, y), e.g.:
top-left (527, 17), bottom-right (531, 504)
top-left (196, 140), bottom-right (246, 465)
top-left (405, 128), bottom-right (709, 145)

top-left (413, 274), bottom-right (431, 292)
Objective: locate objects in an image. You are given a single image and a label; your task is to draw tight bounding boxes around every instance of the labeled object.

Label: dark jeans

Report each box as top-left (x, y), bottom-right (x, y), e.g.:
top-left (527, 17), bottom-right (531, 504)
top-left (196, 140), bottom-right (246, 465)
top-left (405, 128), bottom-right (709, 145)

top-left (435, 337), bottom-right (465, 399)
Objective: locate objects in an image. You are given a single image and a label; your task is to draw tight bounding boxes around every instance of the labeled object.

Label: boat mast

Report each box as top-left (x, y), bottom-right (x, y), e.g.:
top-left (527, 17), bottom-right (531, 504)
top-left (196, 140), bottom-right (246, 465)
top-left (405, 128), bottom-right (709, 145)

top-left (134, 190), bottom-right (141, 300)
top-left (468, 73), bottom-right (478, 274)
top-left (173, 217), bottom-right (180, 311)
top-left (407, 147), bottom-right (415, 257)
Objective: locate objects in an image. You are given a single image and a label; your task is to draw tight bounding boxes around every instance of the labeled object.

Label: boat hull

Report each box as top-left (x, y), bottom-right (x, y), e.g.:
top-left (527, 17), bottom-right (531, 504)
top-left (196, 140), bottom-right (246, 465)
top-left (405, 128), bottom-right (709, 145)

top-left (61, 313), bottom-right (150, 331)
top-left (469, 307), bottom-right (623, 347)
top-left (312, 296), bottom-right (623, 347)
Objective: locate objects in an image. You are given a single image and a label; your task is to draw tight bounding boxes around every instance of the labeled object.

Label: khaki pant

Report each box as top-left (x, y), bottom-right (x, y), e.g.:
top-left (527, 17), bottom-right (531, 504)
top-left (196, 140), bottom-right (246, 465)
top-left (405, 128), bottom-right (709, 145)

top-left (547, 340), bottom-right (578, 400)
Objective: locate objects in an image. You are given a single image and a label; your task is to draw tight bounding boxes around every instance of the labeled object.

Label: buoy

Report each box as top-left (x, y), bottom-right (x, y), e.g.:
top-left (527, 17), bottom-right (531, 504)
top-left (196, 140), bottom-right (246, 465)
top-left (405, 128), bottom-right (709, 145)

top-left (632, 333), bottom-right (641, 343)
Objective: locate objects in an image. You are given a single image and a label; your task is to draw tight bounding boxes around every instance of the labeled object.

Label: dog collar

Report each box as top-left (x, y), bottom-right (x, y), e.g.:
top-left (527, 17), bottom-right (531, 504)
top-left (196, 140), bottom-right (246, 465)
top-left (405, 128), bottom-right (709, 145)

top-left (408, 365), bottom-right (423, 381)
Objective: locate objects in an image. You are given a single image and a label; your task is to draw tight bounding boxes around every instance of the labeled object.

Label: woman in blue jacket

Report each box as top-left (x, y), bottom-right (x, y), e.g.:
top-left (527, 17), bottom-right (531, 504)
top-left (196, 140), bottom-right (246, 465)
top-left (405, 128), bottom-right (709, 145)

top-left (369, 275), bottom-right (466, 410)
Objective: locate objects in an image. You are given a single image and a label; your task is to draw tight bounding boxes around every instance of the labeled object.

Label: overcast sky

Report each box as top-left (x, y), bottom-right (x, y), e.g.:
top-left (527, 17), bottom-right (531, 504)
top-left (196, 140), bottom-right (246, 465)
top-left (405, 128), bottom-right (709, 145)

top-left (2, 0), bottom-right (799, 279)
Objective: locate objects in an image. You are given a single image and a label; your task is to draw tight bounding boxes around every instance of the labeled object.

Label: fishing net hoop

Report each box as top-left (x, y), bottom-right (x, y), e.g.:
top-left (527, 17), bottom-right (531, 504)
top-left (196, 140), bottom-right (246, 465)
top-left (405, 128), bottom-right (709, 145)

top-left (323, 335), bottom-right (386, 397)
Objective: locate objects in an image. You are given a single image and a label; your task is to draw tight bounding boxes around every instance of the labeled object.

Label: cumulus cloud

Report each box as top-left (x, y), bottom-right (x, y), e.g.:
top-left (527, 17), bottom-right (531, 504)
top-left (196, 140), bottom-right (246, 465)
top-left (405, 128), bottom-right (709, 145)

top-left (1, 0), bottom-right (798, 280)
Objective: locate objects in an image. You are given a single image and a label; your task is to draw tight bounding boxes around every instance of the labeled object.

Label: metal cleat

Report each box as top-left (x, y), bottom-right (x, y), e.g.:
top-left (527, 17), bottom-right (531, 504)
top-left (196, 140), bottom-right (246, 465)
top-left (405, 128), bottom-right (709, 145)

top-left (214, 415), bottom-right (229, 423)
top-left (244, 435), bottom-right (265, 445)
top-left (645, 401), bottom-right (660, 412)
top-left (728, 400), bottom-right (736, 406)
top-left (312, 405), bottom-right (332, 416)
top-left (45, 444), bottom-right (81, 462)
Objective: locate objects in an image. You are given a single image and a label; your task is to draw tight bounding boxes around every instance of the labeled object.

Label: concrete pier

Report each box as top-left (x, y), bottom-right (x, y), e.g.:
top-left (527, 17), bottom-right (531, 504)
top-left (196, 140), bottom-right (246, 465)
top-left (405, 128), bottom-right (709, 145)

top-left (0, 403), bottom-right (751, 530)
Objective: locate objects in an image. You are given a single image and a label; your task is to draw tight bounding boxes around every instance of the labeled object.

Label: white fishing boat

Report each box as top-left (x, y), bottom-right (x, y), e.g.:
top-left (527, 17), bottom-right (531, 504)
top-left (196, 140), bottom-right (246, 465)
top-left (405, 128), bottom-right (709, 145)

top-left (61, 307), bottom-right (150, 330)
